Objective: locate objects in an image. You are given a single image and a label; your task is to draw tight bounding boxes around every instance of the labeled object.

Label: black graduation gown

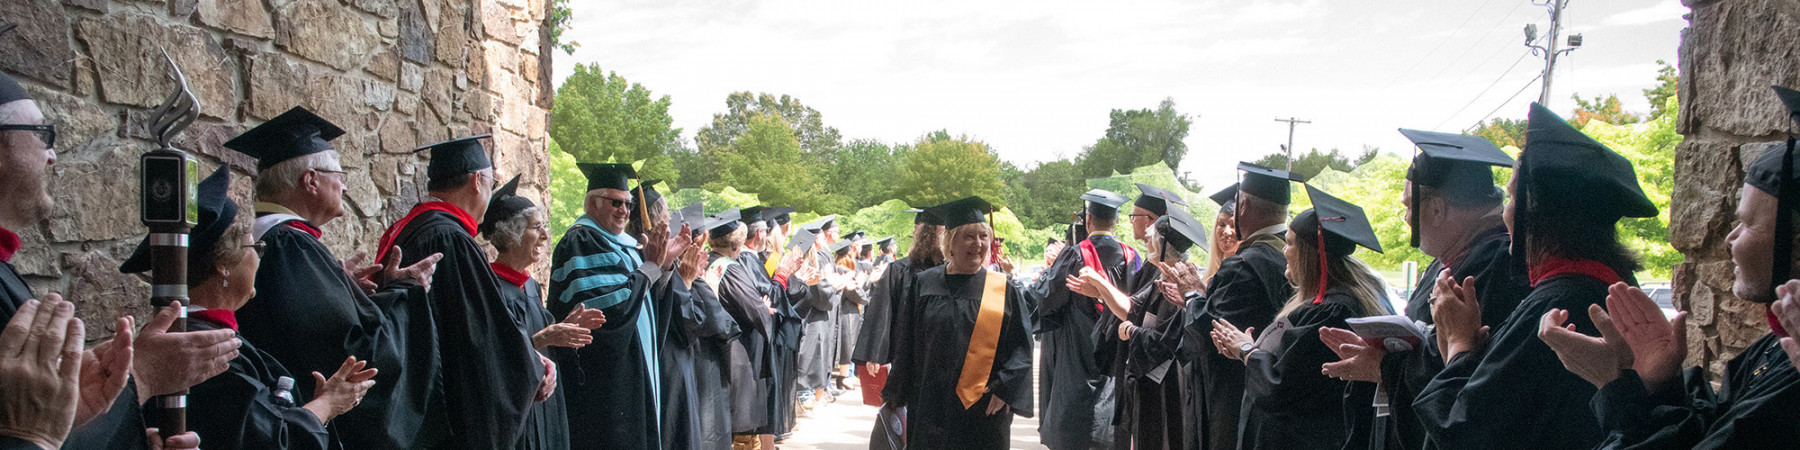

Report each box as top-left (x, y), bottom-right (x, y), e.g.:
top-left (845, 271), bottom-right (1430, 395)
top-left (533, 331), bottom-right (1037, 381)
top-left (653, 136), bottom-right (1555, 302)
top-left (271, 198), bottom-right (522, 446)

top-left (387, 210), bottom-right (540, 449)
top-left (1413, 273), bottom-right (1621, 449)
top-left (1178, 232), bottom-right (1290, 450)
top-left (185, 318), bottom-right (330, 450)
top-left (1364, 227), bottom-right (1528, 450)
top-left (494, 274), bottom-right (572, 450)
top-left (1122, 270), bottom-right (1185, 450)
top-left (854, 257), bottom-right (932, 366)
top-left (792, 249), bottom-right (842, 391)
top-left (740, 250), bottom-right (794, 435)
top-left (1030, 234), bottom-right (1131, 450)
top-left (1238, 290), bottom-right (1367, 450)
top-left (666, 269), bottom-right (737, 450)
top-left (1591, 333), bottom-right (1800, 449)
top-left (711, 253), bottom-right (775, 434)
top-left (885, 268), bottom-right (1035, 449)
top-left (760, 250), bottom-right (805, 437)
top-left (547, 223), bottom-right (677, 450)
top-left (837, 261), bottom-right (870, 364)
top-left (1102, 262), bottom-right (1158, 450)
top-left (0, 260), bottom-right (26, 321)
top-left (237, 221), bottom-right (438, 449)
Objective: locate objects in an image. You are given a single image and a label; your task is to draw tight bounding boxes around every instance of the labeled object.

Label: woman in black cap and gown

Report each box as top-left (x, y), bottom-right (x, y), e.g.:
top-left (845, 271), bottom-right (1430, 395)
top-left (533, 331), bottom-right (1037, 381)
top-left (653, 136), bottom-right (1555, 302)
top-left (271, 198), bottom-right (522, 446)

top-left (120, 166), bottom-right (376, 449)
top-left (884, 196), bottom-right (1034, 449)
top-left (1415, 103), bottom-right (1660, 449)
top-left (1208, 185), bottom-right (1390, 450)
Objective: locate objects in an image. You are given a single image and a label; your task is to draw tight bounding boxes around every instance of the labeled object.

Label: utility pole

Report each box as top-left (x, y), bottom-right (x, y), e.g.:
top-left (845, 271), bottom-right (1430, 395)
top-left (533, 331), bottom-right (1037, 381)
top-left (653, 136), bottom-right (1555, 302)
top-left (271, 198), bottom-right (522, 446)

top-left (1526, 0), bottom-right (1582, 108)
top-left (1274, 117), bottom-right (1310, 171)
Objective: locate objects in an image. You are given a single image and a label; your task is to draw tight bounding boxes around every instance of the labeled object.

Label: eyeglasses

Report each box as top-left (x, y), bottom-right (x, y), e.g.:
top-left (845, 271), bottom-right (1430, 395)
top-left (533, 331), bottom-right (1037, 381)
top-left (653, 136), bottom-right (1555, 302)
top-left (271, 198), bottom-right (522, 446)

top-left (1128, 213), bottom-right (1155, 220)
top-left (0, 124), bottom-right (55, 149)
top-left (314, 168), bottom-right (345, 176)
top-left (243, 242), bottom-right (267, 258)
top-left (604, 197), bottom-right (635, 209)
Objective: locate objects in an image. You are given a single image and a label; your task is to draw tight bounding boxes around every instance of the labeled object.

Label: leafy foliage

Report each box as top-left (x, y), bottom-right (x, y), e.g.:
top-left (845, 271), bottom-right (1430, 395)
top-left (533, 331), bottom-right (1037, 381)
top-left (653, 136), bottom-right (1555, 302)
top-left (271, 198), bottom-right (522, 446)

top-left (1250, 146), bottom-right (1378, 181)
top-left (894, 133), bottom-right (1007, 208)
top-left (1469, 117), bottom-right (1527, 150)
top-left (1581, 96), bottom-right (1682, 277)
top-left (1076, 98), bottom-right (1194, 178)
top-left (1643, 60), bottom-right (1679, 120)
top-left (708, 113), bottom-right (831, 213)
top-left (550, 64), bottom-right (683, 184)
top-left (1570, 93), bottom-right (1643, 128)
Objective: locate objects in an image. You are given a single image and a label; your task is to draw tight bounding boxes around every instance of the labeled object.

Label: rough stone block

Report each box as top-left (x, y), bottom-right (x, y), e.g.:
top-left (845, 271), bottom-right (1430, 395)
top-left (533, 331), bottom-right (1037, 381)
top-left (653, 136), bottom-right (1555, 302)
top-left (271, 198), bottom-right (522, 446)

top-left (245, 51), bottom-right (309, 121)
top-left (46, 143), bottom-right (142, 242)
top-left (0, 0), bottom-right (75, 89)
top-left (481, 1), bottom-right (519, 44)
top-left (76, 14), bottom-right (237, 119)
top-left (399, 0), bottom-right (435, 64)
top-left (23, 86), bottom-right (118, 152)
top-left (378, 115), bottom-right (417, 153)
top-left (66, 250), bottom-right (151, 338)
top-left (63, 0), bottom-right (106, 12)
top-left (197, 0), bottom-right (275, 38)
top-left (275, 0), bottom-right (381, 71)
top-left (353, 0), bottom-right (397, 18)
top-left (1669, 139), bottom-right (1742, 254)
top-left (12, 224), bottom-right (57, 277)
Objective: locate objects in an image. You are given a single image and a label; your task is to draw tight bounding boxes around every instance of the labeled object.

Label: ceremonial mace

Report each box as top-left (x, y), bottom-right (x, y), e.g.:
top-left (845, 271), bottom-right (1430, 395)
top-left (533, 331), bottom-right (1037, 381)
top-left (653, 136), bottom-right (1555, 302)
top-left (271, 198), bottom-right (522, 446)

top-left (140, 49), bottom-right (201, 435)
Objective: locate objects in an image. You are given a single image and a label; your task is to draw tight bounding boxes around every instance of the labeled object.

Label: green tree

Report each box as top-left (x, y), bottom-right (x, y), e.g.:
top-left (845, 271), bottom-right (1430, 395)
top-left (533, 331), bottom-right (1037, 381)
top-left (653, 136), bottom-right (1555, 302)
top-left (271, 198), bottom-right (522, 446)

top-left (1251, 146), bottom-right (1377, 180)
top-left (823, 139), bottom-right (900, 210)
top-left (550, 64), bottom-right (683, 184)
top-left (547, 139), bottom-right (585, 243)
top-left (894, 133), bottom-right (1006, 208)
top-left (1469, 117), bottom-right (1527, 150)
top-left (692, 92), bottom-right (844, 187)
top-left (709, 113), bottom-right (832, 212)
top-left (1076, 98), bottom-right (1194, 178)
top-left (1582, 96), bottom-right (1681, 278)
top-left (1570, 93), bottom-right (1643, 128)
top-left (1643, 60), bottom-right (1679, 120)
top-left (1003, 159), bottom-right (1086, 229)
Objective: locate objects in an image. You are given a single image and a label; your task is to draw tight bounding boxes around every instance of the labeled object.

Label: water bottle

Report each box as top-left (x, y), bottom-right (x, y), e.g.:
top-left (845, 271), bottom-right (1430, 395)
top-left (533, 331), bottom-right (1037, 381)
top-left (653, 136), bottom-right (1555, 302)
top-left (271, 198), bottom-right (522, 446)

top-left (273, 376), bottom-right (296, 407)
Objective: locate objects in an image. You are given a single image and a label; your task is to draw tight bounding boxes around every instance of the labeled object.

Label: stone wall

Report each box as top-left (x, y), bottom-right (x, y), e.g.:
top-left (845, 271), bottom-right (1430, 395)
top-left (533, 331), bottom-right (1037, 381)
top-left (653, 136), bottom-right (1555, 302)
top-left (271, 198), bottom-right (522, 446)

top-left (1670, 0), bottom-right (1800, 373)
top-left (0, 0), bottom-right (554, 337)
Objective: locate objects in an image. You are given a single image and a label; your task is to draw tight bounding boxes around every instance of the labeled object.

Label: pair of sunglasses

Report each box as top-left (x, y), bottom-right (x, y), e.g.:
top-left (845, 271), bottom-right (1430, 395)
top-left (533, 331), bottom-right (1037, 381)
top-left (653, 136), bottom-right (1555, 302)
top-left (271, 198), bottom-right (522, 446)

top-left (0, 124), bottom-right (55, 148)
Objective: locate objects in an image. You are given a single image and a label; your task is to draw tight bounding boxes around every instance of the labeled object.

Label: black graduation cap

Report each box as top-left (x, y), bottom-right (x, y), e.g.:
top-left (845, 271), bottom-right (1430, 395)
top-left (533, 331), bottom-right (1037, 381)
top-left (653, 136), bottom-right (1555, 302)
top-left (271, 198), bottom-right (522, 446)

top-left (1160, 204), bottom-right (1208, 254)
top-left (875, 235), bottom-right (895, 248)
top-left (122, 165), bottom-right (237, 275)
top-left (786, 228), bottom-right (819, 252)
top-left (1209, 183), bottom-right (1240, 215)
top-left (223, 107), bottom-right (346, 171)
top-left (1399, 128), bottom-right (1513, 247)
top-left (1237, 162), bottom-right (1306, 205)
top-left (1134, 183), bottom-right (1188, 217)
top-left (802, 215), bottom-right (838, 232)
top-left (768, 207), bottom-right (796, 226)
top-left (1293, 185), bottom-right (1380, 304)
top-left (1297, 185), bottom-right (1382, 255)
top-left (830, 240), bottom-right (855, 255)
top-left (907, 207), bottom-right (944, 226)
top-left (413, 134), bottom-right (492, 182)
top-left (0, 70), bottom-right (27, 105)
top-left (1756, 85), bottom-right (1800, 297)
top-left (1081, 189), bottom-right (1128, 221)
top-left (741, 206), bottom-right (769, 224)
top-left (577, 162), bottom-right (635, 192)
top-left (479, 175), bottom-right (535, 237)
top-left (844, 230), bottom-right (867, 243)
top-left (1512, 104), bottom-right (1657, 257)
top-left (670, 201), bottom-right (705, 235)
top-left (704, 208), bottom-right (743, 239)
top-left (629, 179), bottom-right (662, 222)
top-left (924, 196), bottom-right (994, 230)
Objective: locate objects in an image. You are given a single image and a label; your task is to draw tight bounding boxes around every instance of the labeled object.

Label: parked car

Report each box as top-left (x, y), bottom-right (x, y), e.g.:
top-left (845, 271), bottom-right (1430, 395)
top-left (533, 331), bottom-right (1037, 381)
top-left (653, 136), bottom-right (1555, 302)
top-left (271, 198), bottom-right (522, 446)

top-left (1641, 282), bottom-right (1677, 319)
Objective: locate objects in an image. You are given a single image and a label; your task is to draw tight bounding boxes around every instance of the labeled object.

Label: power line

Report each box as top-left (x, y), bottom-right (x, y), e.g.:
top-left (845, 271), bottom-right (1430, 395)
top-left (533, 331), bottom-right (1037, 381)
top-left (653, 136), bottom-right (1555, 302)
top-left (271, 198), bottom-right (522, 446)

top-left (1382, 0), bottom-right (1500, 88)
top-left (1432, 51), bottom-right (1535, 130)
top-left (1429, 0), bottom-right (1532, 85)
top-left (1465, 73), bottom-right (1546, 132)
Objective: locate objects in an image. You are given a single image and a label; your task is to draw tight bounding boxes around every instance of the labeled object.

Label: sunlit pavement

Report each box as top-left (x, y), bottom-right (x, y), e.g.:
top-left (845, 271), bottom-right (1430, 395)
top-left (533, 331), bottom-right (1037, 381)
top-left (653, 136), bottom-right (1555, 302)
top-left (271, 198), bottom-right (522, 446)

top-left (779, 346), bottom-right (1047, 450)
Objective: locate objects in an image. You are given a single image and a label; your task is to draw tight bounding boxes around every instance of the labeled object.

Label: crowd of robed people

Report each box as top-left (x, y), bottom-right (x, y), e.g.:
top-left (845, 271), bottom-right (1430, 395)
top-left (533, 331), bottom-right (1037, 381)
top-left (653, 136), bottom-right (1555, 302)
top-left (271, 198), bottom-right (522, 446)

top-left (4, 61), bottom-right (1800, 450)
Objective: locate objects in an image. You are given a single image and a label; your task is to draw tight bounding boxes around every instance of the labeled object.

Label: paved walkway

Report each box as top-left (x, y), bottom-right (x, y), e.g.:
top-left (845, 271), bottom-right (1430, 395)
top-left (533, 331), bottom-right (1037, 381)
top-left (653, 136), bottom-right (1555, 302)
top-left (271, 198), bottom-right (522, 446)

top-left (780, 348), bottom-right (1048, 449)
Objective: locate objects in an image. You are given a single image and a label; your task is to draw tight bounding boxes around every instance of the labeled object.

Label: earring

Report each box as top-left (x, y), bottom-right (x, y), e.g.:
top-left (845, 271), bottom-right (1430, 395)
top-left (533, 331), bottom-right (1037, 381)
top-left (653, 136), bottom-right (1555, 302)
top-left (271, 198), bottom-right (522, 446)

top-left (222, 278), bottom-right (229, 288)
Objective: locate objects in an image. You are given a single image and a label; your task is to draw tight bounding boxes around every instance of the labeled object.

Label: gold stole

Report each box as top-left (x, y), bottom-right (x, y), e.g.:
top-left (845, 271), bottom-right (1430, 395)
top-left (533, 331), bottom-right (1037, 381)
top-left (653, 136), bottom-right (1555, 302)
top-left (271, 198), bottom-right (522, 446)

top-left (955, 270), bottom-right (1009, 409)
top-left (764, 248), bottom-right (782, 275)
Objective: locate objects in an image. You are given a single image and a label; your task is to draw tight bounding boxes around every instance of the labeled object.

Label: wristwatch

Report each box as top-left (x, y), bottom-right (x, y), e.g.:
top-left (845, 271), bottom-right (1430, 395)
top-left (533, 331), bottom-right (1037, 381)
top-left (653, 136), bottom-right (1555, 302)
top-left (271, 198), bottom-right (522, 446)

top-left (1238, 342), bottom-right (1256, 359)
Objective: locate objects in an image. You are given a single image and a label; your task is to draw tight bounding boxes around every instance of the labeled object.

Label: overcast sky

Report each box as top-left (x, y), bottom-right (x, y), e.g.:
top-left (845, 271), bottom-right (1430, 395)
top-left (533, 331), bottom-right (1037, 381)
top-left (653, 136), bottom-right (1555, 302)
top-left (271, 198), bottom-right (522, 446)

top-left (552, 0), bottom-right (1687, 191)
